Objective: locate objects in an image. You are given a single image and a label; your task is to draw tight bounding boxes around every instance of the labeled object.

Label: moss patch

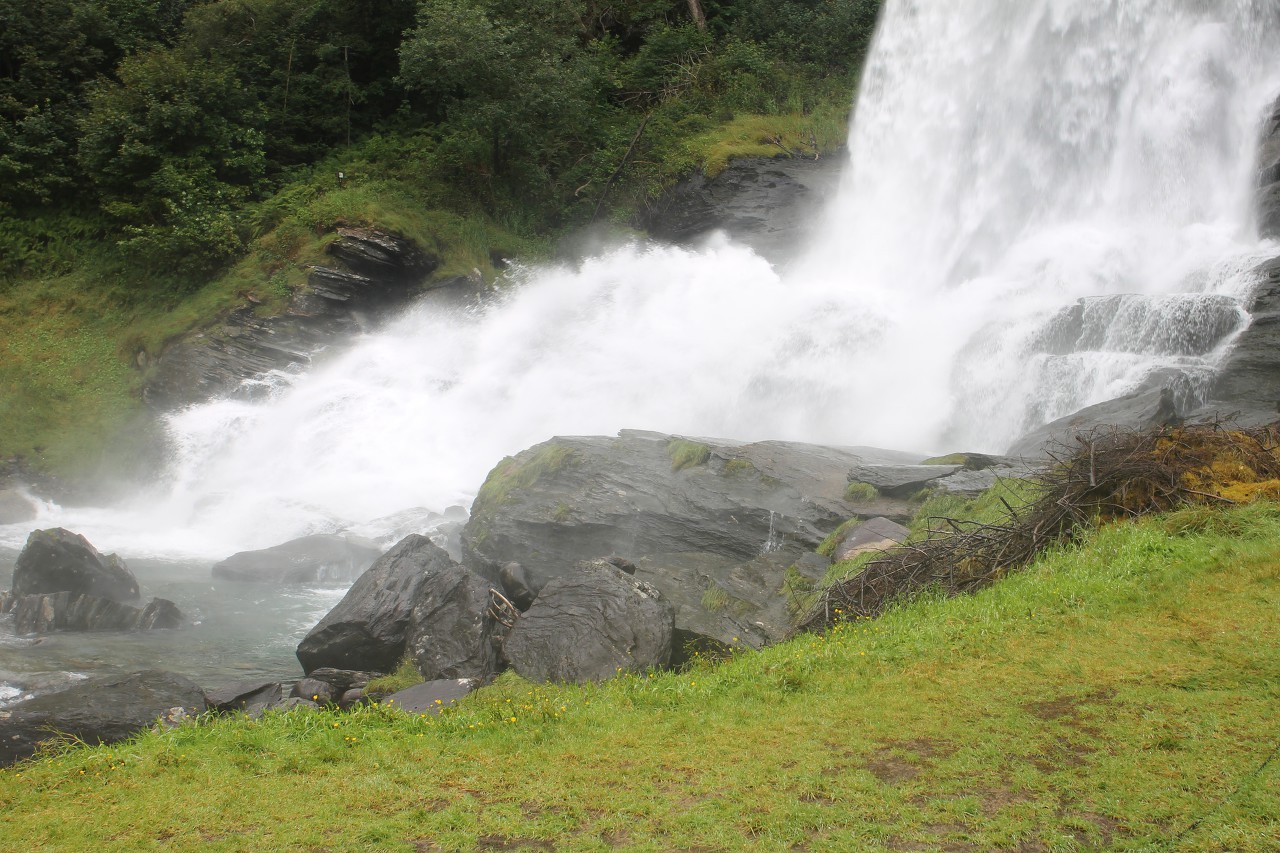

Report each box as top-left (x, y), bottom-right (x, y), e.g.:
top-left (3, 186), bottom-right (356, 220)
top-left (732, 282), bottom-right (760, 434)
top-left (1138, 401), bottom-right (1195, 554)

top-left (844, 481), bottom-right (879, 502)
top-left (668, 439), bottom-right (711, 472)
top-left (472, 445), bottom-right (578, 518)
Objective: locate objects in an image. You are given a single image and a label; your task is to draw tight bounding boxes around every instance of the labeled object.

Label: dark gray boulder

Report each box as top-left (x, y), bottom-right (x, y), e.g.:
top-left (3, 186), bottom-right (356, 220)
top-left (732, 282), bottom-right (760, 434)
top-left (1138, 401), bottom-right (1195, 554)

top-left (211, 534), bottom-right (383, 585)
top-left (463, 431), bottom-right (923, 648)
top-left (382, 678), bottom-right (479, 714)
top-left (204, 680), bottom-right (285, 715)
top-left (295, 535), bottom-right (458, 674)
top-left (498, 562), bottom-right (540, 610)
top-left (0, 670), bottom-right (206, 766)
top-left (5, 528), bottom-right (139, 605)
top-left (0, 489), bottom-right (37, 525)
top-left (405, 563), bottom-right (500, 682)
top-left (641, 155), bottom-right (843, 264)
top-left (504, 560), bottom-right (674, 684)
top-left (10, 592), bottom-right (182, 635)
top-left (1257, 94), bottom-right (1280, 240)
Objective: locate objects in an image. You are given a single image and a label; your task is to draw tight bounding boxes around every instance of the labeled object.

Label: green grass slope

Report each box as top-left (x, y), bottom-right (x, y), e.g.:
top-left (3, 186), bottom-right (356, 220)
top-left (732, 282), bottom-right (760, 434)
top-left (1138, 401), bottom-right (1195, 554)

top-left (2, 502), bottom-right (1279, 851)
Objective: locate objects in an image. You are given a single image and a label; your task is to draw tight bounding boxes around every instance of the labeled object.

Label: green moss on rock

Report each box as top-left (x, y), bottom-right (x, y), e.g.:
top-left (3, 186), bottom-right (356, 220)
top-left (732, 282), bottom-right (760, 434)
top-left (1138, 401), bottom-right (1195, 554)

top-left (668, 439), bottom-right (711, 472)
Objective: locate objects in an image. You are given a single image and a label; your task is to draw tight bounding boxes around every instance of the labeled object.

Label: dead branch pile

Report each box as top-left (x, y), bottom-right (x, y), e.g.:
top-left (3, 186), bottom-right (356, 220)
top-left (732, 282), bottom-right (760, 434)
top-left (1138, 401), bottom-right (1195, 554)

top-left (796, 420), bottom-right (1280, 634)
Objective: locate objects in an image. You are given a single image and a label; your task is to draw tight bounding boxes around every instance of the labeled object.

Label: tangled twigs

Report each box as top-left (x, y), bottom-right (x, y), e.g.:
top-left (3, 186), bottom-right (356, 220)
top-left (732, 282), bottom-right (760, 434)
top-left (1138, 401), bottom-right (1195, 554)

top-left (796, 420), bottom-right (1280, 634)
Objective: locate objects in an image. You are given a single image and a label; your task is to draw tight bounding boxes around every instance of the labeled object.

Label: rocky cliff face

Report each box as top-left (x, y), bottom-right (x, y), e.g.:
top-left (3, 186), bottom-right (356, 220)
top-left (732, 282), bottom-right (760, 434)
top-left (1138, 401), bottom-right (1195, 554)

top-left (143, 227), bottom-right (440, 409)
top-left (640, 154), bottom-right (843, 264)
top-left (1257, 94), bottom-right (1280, 240)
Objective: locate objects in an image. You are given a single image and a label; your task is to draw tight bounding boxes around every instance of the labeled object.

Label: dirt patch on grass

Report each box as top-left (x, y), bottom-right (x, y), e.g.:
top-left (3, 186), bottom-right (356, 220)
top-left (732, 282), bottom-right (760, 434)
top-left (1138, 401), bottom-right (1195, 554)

top-left (477, 836), bottom-right (555, 850)
top-left (866, 738), bottom-right (956, 785)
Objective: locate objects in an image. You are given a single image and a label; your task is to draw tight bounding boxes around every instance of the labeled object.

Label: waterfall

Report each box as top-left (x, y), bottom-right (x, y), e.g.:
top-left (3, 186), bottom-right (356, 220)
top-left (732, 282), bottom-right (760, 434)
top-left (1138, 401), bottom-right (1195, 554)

top-left (6, 0), bottom-right (1280, 559)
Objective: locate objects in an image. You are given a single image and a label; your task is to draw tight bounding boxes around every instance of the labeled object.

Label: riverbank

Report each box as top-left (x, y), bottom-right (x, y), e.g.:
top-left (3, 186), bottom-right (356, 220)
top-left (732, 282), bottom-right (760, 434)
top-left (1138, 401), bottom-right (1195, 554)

top-left (2, 501), bottom-right (1277, 851)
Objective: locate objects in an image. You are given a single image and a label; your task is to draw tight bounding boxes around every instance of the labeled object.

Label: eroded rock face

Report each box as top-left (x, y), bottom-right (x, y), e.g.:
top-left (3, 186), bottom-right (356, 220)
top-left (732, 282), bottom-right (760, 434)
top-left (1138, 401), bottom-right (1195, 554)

top-left (7, 528), bottom-right (139, 604)
top-left (1199, 256), bottom-right (1280, 425)
top-left (1007, 385), bottom-right (1183, 459)
top-left (211, 534), bottom-right (384, 585)
top-left (143, 227), bottom-right (439, 409)
top-left (295, 535), bottom-right (460, 674)
top-left (462, 431), bottom-right (923, 648)
top-left (641, 155), bottom-right (843, 264)
top-left (0, 670), bottom-right (206, 767)
top-left (504, 560), bottom-right (674, 684)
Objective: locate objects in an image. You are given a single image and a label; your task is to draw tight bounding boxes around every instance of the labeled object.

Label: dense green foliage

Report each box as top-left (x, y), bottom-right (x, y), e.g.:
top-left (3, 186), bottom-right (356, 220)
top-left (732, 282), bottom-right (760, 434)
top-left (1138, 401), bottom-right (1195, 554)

top-left (2, 0), bottom-right (881, 281)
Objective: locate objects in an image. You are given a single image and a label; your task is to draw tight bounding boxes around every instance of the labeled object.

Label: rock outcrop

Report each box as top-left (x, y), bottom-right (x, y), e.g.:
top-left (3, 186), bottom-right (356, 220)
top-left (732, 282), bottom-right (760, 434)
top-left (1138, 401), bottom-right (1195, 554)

top-left (381, 678), bottom-right (479, 714)
top-left (211, 534), bottom-right (383, 585)
top-left (295, 535), bottom-right (470, 674)
top-left (641, 155), bottom-right (843, 264)
top-left (503, 560), bottom-right (674, 684)
top-left (7, 528), bottom-right (139, 604)
top-left (0, 670), bottom-right (206, 767)
top-left (204, 680), bottom-right (285, 715)
top-left (1008, 384), bottom-right (1184, 458)
top-left (830, 517), bottom-right (910, 563)
top-left (1196, 256), bottom-right (1280, 425)
top-left (143, 227), bottom-right (439, 409)
top-left (462, 431), bottom-right (925, 648)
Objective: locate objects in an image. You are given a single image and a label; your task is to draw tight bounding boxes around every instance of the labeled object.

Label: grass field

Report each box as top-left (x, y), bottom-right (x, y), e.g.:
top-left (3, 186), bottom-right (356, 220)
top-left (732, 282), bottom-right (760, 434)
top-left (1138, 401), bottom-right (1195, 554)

top-left (2, 501), bottom-right (1278, 851)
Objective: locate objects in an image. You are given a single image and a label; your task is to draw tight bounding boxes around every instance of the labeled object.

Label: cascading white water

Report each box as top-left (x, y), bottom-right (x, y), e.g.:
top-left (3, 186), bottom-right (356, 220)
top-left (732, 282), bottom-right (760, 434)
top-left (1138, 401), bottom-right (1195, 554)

top-left (5, 0), bottom-right (1280, 560)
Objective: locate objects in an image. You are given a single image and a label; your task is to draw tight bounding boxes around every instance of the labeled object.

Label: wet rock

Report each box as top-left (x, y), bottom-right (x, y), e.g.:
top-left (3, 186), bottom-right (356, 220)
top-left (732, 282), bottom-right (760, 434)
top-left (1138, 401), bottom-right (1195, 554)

top-left (1007, 385), bottom-right (1182, 458)
top-left (832, 517), bottom-right (910, 563)
top-left (211, 534), bottom-right (384, 585)
top-left (295, 535), bottom-right (461, 674)
top-left (204, 680), bottom-right (285, 715)
top-left (0, 489), bottom-right (37, 525)
top-left (291, 678), bottom-right (334, 704)
top-left (463, 431), bottom-right (923, 648)
top-left (499, 562), bottom-right (539, 611)
top-left (0, 670), bottom-right (206, 767)
top-left (1197, 256), bottom-right (1280, 425)
top-left (504, 560), bottom-right (674, 684)
top-left (383, 678), bottom-right (479, 714)
top-left (641, 155), bottom-right (843, 264)
top-left (7, 528), bottom-right (139, 605)
top-left (144, 228), bottom-right (438, 409)
top-left (847, 464), bottom-right (960, 499)
top-left (10, 592), bottom-right (183, 634)
top-left (326, 226), bottom-right (437, 281)
top-left (405, 563), bottom-right (500, 682)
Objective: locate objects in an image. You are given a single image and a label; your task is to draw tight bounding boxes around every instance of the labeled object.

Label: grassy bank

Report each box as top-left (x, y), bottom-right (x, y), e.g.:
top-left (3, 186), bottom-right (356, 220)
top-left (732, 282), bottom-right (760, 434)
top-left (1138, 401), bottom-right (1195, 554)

top-left (2, 501), bottom-right (1278, 850)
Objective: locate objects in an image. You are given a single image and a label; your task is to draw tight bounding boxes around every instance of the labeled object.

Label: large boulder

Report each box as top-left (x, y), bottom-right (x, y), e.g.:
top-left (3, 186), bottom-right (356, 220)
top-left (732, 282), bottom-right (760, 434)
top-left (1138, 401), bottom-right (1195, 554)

top-left (382, 678), bottom-right (479, 714)
top-left (1257, 94), bottom-right (1280, 240)
top-left (504, 560), bottom-right (674, 684)
top-left (296, 535), bottom-right (461, 674)
top-left (211, 534), bottom-right (383, 585)
top-left (641, 155), bottom-right (843, 264)
top-left (463, 431), bottom-right (923, 648)
top-left (6, 528), bottom-right (139, 605)
top-left (10, 592), bottom-right (182, 635)
top-left (405, 563), bottom-right (500, 682)
top-left (0, 670), bottom-right (206, 766)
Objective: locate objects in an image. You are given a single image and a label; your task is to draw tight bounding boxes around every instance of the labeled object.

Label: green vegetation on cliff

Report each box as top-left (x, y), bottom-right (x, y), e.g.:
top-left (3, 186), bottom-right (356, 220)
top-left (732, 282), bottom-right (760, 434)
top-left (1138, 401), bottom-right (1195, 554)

top-left (3, 501), bottom-right (1279, 850)
top-left (0, 0), bottom-right (883, 479)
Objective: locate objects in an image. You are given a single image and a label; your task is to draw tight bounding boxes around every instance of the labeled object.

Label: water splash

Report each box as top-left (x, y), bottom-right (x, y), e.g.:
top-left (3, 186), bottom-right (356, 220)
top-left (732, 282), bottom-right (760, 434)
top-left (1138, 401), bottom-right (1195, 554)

top-left (4, 0), bottom-right (1279, 560)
